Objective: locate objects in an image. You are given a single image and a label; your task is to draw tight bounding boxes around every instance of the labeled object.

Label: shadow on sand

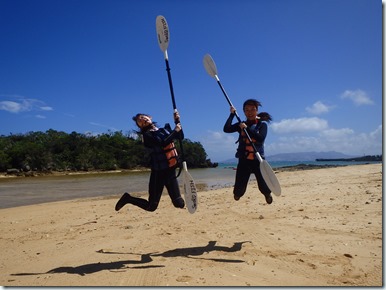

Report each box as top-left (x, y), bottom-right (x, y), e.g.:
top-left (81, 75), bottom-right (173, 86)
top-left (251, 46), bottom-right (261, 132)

top-left (12, 240), bottom-right (250, 277)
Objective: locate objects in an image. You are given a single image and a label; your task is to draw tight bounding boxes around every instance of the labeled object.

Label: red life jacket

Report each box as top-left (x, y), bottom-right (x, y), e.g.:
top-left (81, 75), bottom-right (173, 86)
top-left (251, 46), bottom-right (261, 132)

top-left (240, 130), bottom-right (256, 160)
top-left (144, 126), bottom-right (180, 170)
top-left (240, 119), bottom-right (260, 160)
top-left (163, 142), bottom-right (178, 168)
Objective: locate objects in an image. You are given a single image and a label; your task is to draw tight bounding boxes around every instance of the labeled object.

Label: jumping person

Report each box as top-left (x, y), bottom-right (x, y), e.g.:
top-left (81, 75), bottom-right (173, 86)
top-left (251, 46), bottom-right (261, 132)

top-left (115, 111), bottom-right (185, 212)
top-left (223, 99), bottom-right (273, 204)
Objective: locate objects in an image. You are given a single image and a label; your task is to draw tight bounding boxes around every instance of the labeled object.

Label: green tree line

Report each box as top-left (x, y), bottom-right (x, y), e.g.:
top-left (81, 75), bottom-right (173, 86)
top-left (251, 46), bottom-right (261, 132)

top-left (0, 129), bottom-right (217, 173)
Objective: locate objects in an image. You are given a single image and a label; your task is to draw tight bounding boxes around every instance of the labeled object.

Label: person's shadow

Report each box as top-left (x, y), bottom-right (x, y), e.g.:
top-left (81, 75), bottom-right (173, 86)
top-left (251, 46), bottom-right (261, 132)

top-left (152, 240), bottom-right (250, 262)
top-left (11, 240), bottom-right (250, 277)
top-left (11, 253), bottom-right (161, 277)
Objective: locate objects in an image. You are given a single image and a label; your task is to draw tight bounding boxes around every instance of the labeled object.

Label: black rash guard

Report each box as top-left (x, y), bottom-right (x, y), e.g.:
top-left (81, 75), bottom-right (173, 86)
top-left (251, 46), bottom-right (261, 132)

top-left (223, 113), bottom-right (267, 159)
top-left (143, 124), bottom-right (184, 170)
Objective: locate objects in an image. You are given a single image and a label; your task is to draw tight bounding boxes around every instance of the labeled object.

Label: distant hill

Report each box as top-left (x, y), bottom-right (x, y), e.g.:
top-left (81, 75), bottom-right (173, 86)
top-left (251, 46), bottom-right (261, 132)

top-left (220, 151), bottom-right (356, 163)
top-left (316, 155), bottom-right (382, 162)
top-left (266, 151), bottom-right (356, 162)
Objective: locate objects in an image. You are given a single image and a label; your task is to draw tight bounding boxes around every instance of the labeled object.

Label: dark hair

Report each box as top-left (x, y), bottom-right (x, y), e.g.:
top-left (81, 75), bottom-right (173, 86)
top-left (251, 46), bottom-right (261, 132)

top-left (132, 113), bottom-right (156, 134)
top-left (243, 99), bottom-right (262, 110)
top-left (258, 112), bottom-right (272, 123)
top-left (243, 99), bottom-right (273, 123)
top-left (132, 113), bottom-right (150, 126)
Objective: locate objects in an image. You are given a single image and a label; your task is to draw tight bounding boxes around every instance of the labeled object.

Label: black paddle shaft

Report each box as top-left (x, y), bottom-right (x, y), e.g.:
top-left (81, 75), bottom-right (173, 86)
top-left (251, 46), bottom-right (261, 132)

top-left (216, 80), bottom-right (259, 155)
top-left (164, 59), bottom-right (179, 122)
top-left (163, 58), bottom-right (185, 160)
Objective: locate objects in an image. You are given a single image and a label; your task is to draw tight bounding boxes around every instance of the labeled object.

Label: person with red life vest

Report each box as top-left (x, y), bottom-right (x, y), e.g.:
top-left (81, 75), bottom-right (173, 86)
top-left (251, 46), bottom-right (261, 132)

top-left (115, 111), bottom-right (185, 212)
top-left (223, 99), bottom-right (273, 204)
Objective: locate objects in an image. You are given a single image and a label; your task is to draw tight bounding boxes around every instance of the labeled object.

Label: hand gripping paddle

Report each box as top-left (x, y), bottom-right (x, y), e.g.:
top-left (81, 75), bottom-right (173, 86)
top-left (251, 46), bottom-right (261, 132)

top-left (203, 54), bottom-right (281, 196)
top-left (156, 15), bottom-right (198, 213)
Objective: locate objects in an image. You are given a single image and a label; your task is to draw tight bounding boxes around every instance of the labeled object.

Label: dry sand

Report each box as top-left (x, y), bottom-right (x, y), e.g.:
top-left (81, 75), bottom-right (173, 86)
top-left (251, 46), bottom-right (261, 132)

top-left (0, 163), bottom-right (382, 286)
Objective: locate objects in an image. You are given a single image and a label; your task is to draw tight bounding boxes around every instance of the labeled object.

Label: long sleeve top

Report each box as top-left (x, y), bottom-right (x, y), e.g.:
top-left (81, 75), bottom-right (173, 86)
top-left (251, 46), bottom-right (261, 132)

top-left (223, 113), bottom-right (267, 159)
top-left (142, 123), bottom-right (184, 170)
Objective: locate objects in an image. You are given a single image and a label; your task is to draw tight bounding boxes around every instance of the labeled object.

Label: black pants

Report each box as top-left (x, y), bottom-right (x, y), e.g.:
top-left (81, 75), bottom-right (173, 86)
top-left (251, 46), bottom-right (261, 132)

top-left (128, 167), bottom-right (185, 211)
top-left (233, 158), bottom-right (271, 198)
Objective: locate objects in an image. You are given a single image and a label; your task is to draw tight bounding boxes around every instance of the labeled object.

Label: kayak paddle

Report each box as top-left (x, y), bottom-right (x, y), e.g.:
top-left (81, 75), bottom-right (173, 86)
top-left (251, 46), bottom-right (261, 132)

top-left (156, 15), bottom-right (198, 213)
top-left (203, 53), bottom-right (281, 196)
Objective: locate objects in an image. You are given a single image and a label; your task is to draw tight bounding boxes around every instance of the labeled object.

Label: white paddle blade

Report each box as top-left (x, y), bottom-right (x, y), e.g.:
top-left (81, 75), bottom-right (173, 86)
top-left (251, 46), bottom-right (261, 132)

top-left (156, 15), bottom-right (169, 52)
top-left (182, 162), bottom-right (198, 214)
top-left (203, 54), bottom-right (218, 78)
top-left (260, 160), bottom-right (281, 196)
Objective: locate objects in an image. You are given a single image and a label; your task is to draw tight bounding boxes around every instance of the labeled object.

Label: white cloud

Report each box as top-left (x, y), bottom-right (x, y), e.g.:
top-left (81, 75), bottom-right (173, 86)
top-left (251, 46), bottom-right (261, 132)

top-left (271, 117), bottom-right (328, 134)
top-left (266, 125), bottom-right (382, 156)
top-left (89, 121), bottom-right (119, 131)
top-left (199, 124), bottom-right (382, 161)
top-left (35, 114), bottom-right (46, 119)
top-left (198, 112), bottom-right (381, 161)
top-left (341, 89), bottom-right (374, 106)
top-left (40, 106), bottom-right (53, 111)
top-left (199, 130), bottom-right (238, 162)
top-left (0, 96), bottom-right (53, 113)
top-left (319, 128), bottom-right (354, 140)
top-left (267, 136), bottom-right (325, 153)
top-left (0, 101), bottom-right (25, 113)
top-left (369, 124), bottom-right (382, 139)
top-left (306, 101), bottom-right (333, 115)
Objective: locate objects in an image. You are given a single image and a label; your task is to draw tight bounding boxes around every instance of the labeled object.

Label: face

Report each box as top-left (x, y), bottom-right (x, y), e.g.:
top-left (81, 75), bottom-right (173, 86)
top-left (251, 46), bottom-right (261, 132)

top-left (136, 115), bottom-right (152, 128)
top-left (243, 104), bottom-right (258, 121)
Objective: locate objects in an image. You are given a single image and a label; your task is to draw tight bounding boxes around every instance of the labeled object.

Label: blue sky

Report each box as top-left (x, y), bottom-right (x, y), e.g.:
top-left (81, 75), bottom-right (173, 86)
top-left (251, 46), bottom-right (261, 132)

top-left (0, 0), bottom-right (382, 162)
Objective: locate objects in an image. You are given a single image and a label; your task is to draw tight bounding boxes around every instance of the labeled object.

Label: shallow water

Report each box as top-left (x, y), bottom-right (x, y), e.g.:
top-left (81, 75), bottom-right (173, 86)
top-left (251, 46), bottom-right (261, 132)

top-left (0, 167), bottom-right (238, 209)
top-left (0, 161), bottom-right (379, 209)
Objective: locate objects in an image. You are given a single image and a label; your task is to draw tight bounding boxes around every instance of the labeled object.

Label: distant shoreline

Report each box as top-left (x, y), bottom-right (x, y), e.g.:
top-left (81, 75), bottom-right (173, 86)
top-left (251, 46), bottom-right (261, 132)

top-left (0, 162), bottom-right (381, 209)
top-left (0, 168), bottom-right (151, 179)
top-left (275, 163), bottom-right (345, 172)
top-left (1, 162), bottom-right (380, 179)
top-left (315, 156), bottom-right (382, 162)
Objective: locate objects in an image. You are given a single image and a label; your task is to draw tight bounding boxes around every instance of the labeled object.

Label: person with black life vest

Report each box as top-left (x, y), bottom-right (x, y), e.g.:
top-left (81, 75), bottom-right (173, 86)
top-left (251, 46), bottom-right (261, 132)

top-left (115, 111), bottom-right (185, 212)
top-left (223, 99), bottom-right (273, 204)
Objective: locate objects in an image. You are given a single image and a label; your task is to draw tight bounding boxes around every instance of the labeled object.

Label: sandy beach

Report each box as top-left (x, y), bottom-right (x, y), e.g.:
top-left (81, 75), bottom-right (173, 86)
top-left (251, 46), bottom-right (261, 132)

top-left (0, 163), bottom-right (382, 286)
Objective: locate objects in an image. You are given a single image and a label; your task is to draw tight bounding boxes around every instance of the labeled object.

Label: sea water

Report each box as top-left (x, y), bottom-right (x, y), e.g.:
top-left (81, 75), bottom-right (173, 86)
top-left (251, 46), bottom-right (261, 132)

top-left (0, 160), bottom-right (380, 209)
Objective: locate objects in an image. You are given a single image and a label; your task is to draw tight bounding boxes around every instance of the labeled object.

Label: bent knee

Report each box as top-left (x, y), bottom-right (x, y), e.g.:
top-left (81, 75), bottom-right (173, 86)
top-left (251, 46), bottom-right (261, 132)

top-left (146, 202), bottom-right (159, 212)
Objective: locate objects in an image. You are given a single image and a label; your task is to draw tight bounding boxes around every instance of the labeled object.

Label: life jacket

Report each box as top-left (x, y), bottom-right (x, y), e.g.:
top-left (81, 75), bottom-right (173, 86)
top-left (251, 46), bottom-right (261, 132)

top-left (144, 126), bottom-right (180, 170)
top-left (240, 130), bottom-right (256, 160)
top-left (238, 119), bottom-right (263, 160)
top-left (163, 142), bottom-right (178, 168)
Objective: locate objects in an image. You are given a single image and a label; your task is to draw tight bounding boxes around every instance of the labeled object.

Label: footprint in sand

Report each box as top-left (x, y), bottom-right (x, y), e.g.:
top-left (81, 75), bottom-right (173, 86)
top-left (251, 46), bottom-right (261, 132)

top-left (176, 275), bottom-right (192, 282)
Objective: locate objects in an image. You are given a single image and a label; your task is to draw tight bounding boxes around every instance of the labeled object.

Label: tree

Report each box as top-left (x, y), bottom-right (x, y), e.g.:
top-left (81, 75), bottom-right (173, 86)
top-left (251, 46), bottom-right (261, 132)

top-left (0, 130), bottom-right (216, 173)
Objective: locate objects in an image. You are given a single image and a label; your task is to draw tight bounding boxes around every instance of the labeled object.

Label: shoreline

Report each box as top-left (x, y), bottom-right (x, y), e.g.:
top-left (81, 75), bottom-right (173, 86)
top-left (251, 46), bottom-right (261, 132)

top-left (1, 162), bottom-right (380, 179)
top-left (0, 163), bottom-right (381, 210)
top-left (0, 167), bottom-right (151, 179)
